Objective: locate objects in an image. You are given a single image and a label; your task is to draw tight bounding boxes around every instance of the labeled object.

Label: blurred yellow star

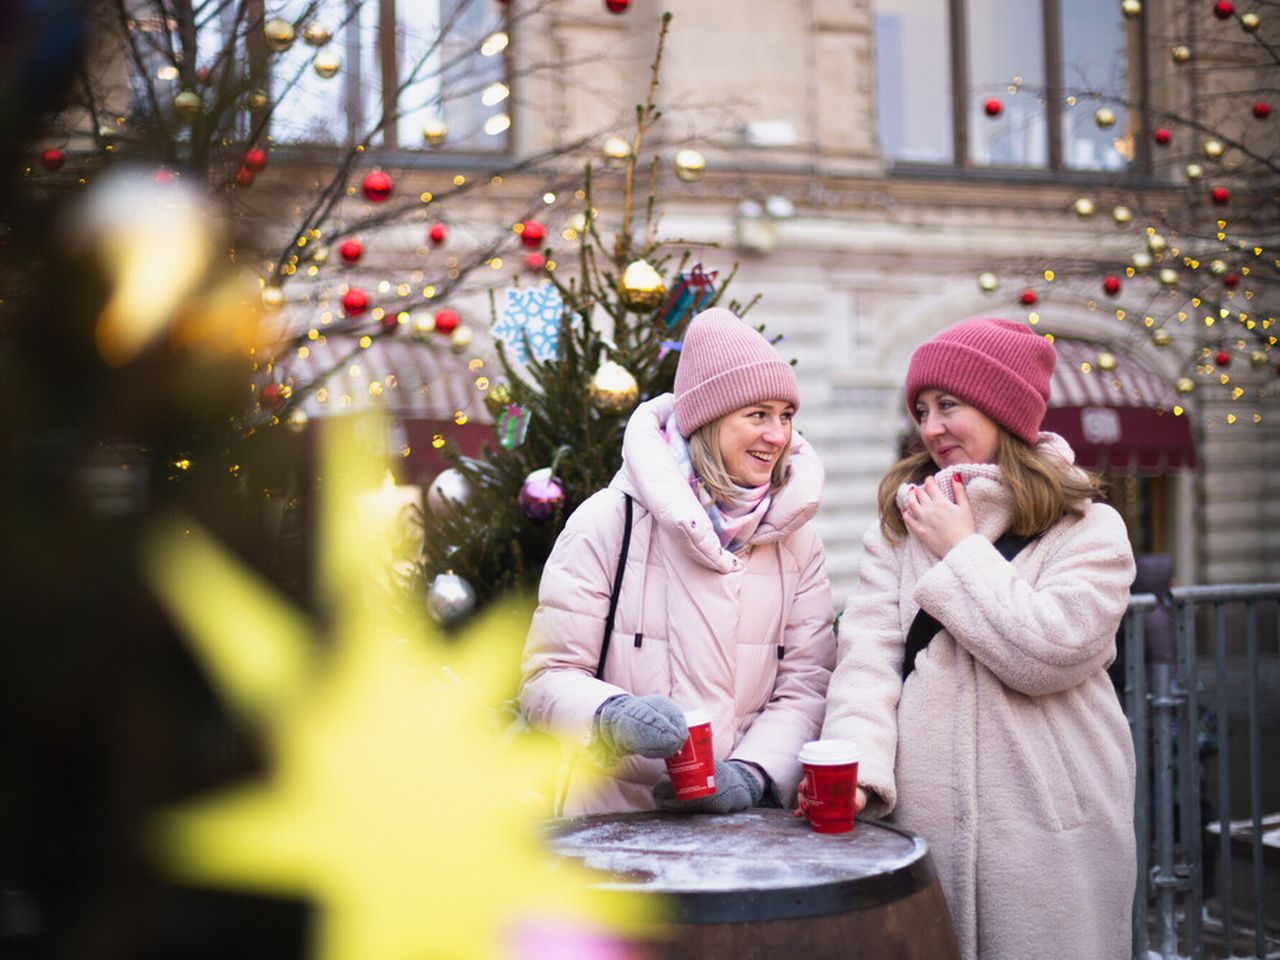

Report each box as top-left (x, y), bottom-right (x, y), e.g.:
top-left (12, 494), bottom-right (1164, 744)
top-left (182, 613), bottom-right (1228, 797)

top-left (145, 419), bottom-right (657, 960)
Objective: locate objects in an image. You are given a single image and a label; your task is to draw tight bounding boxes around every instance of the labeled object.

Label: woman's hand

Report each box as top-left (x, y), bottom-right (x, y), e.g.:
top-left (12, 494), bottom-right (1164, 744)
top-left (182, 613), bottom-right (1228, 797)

top-left (793, 779), bottom-right (868, 818)
top-left (902, 474), bottom-right (975, 559)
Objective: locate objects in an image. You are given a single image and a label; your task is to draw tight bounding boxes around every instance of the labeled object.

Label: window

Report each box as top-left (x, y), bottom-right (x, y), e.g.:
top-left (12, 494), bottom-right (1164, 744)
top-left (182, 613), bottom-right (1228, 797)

top-left (184, 0), bottom-right (510, 153)
top-left (875, 0), bottom-right (1141, 172)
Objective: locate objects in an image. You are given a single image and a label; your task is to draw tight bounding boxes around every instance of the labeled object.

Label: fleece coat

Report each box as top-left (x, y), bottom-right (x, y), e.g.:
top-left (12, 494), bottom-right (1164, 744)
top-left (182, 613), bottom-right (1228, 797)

top-left (521, 394), bottom-right (835, 816)
top-left (822, 434), bottom-right (1137, 960)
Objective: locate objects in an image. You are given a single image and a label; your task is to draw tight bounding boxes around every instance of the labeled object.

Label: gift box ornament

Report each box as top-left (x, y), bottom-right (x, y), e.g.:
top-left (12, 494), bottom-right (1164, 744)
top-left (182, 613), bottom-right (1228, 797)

top-left (497, 404), bottom-right (531, 450)
top-left (659, 263), bottom-right (718, 330)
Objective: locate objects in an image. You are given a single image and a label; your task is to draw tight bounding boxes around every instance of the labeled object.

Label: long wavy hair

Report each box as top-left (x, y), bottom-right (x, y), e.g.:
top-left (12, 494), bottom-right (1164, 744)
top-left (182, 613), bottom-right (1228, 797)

top-left (688, 416), bottom-right (792, 504)
top-left (877, 425), bottom-right (1101, 541)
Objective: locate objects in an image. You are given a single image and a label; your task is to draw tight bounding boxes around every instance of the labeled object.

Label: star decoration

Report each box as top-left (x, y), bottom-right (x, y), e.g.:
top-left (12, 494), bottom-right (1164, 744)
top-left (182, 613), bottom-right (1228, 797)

top-left (143, 419), bottom-right (659, 960)
top-left (492, 284), bottom-right (574, 363)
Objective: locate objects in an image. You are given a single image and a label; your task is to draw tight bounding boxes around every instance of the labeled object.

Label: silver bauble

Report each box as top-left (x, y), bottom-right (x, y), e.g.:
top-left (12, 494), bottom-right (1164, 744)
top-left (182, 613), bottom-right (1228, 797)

top-left (427, 572), bottom-right (476, 626)
top-left (426, 467), bottom-right (471, 512)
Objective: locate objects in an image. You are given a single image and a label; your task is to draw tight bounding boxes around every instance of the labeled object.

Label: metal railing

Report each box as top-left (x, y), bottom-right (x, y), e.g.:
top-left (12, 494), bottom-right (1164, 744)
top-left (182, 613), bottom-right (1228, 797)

top-left (1125, 583), bottom-right (1280, 960)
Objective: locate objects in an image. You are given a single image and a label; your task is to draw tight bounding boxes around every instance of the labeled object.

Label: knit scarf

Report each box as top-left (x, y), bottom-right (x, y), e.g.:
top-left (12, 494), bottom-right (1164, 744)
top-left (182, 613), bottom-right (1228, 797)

top-left (664, 412), bottom-right (772, 553)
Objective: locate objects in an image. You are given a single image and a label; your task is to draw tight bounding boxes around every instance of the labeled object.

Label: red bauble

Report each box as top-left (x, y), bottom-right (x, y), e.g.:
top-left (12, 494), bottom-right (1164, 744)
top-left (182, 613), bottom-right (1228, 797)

top-left (1211, 186), bottom-right (1230, 205)
top-left (1253, 102), bottom-right (1271, 120)
top-left (1213, 0), bottom-right (1233, 18)
top-left (339, 238), bottom-right (364, 263)
top-left (1103, 275), bottom-right (1122, 296)
top-left (983, 97), bottom-right (1003, 117)
top-left (1223, 272), bottom-right (1240, 288)
top-left (1215, 350), bottom-right (1231, 367)
top-left (39, 147), bottom-right (65, 171)
top-left (519, 219), bottom-right (546, 249)
top-left (243, 147), bottom-right (268, 173)
top-left (525, 252), bottom-right (546, 272)
top-left (154, 168), bottom-right (174, 184)
top-left (361, 170), bottom-right (393, 202)
top-left (1154, 127), bottom-right (1172, 145)
top-left (434, 308), bottom-right (460, 335)
top-left (343, 288), bottom-right (370, 315)
top-left (380, 313), bottom-right (400, 333)
top-left (1019, 289), bottom-right (1038, 306)
top-left (605, 0), bottom-right (630, 11)
top-left (233, 166), bottom-right (255, 187)
top-left (260, 383), bottom-right (283, 409)
top-left (428, 222), bottom-right (448, 245)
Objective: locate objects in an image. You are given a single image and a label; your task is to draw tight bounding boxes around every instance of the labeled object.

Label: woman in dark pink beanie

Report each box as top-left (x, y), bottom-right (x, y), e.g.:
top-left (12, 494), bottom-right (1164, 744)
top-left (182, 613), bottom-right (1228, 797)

top-left (520, 308), bottom-right (834, 817)
top-left (821, 317), bottom-right (1138, 960)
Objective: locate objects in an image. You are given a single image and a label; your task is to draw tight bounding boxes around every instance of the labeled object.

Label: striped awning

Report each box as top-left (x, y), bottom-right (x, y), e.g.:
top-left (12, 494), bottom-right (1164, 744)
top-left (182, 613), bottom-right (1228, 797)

top-left (1043, 338), bottom-right (1195, 475)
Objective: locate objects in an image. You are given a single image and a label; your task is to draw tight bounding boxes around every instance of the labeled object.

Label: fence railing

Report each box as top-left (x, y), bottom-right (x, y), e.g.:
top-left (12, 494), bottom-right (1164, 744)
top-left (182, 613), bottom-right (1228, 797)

top-left (1125, 583), bottom-right (1280, 960)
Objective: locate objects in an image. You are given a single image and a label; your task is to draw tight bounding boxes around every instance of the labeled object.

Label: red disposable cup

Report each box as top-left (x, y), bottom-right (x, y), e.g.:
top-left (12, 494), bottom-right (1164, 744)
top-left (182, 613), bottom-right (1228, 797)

top-left (798, 740), bottom-right (860, 834)
top-left (664, 708), bottom-right (716, 801)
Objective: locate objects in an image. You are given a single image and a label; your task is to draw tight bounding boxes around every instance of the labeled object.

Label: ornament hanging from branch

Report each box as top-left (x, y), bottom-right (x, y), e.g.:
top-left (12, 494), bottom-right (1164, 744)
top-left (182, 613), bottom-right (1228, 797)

top-left (659, 263), bottom-right (717, 329)
top-left (492, 285), bottom-right (571, 363)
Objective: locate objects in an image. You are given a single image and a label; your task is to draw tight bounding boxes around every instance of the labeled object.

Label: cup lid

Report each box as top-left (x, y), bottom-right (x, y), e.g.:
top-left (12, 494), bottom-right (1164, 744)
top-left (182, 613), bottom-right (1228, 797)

top-left (683, 707), bottom-right (712, 727)
top-left (799, 739), bottom-right (859, 765)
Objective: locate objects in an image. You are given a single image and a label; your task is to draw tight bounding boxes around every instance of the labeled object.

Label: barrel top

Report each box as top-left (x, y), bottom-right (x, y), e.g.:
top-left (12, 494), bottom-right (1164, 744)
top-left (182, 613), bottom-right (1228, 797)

top-left (549, 810), bottom-right (935, 923)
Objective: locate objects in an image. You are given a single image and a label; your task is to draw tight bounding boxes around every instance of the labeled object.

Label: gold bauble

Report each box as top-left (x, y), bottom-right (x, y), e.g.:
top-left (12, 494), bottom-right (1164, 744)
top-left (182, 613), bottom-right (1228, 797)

top-left (1202, 139), bottom-right (1224, 160)
top-left (303, 22), bottom-right (332, 46)
top-left (1152, 328), bottom-right (1172, 347)
top-left (1095, 107), bottom-right (1117, 129)
top-left (173, 90), bottom-right (202, 120)
top-left (1133, 250), bottom-right (1153, 270)
top-left (261, 285), bottom-right (285, 310)
top-left (1159, 267), bottom-right (1179, 286)
top-left (1210, 259), bottom-right (1228, 277)
top-left (284, 408), bottom-right (308, 433)
top-left (1185, 162), bottom-right (1204, 181)
top-left (1250, 350), bottom-right (1269, 368)
top-left (1241, 12), bottom-right (1259, 31)
top-left (1171, 45), bottom-right (1191, 64)
top-left (1074, 197), bottom-right (1096, 218)
top-left (1096, 352), bottom-right (1118, 372)
top-left (449, 325), bottom-right (473, 354)
top-left (618, 259), bottom-right (666, 311)
top-left (589, 361), bottom-right (639, 413)
top-left (1121, 0), bottom-right (1142, 17)
top-left (411, 312), bottom-right (435, 339)
top-left (1112, 205), bottom-right (1132, 224)
top-left (483, 380), bottom-right (513, 417)
top-left (312, 244), bottom-right (330, 264)
top-left (977, 271), bottom-right (999, 292)
top-left (1147, 233), bottom-right (1167, 253)
top-left (674, 148), bottom-right (706, 183)
top-left (422, 117), bottom-right (448, 148)
top-left (1175, 377), bottom-right (1195, 394)
top-left (248, 89), bottom-right (269, 111)
top-left (264, 18), bottom-right (296, 53)
top-left (602, 136), bottom-right (632, 169)
top-left (313, 51), bottom-right (341, 78)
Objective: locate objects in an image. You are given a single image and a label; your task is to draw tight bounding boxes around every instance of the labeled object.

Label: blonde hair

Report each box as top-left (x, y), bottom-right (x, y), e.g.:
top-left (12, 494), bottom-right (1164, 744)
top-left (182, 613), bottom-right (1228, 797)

top-left (877, 427), bottom-right (1101, 541)
top-left (688, 417), bottom-right (792, 504)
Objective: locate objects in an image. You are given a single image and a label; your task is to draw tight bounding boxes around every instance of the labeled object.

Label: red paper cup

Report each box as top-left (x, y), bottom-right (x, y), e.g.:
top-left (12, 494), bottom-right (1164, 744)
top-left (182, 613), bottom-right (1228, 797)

top-left (798, 740), bottom-right (860, 834)
top-left (663, 708), bottom-right (716, 801)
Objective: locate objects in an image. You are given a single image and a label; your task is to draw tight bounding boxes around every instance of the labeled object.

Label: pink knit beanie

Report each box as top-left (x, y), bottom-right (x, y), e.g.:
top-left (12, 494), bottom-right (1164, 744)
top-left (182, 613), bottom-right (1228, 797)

top-left (905, 317), bottom-right (1056, 445)
top-left (673, 307), bottom-right (800, 438)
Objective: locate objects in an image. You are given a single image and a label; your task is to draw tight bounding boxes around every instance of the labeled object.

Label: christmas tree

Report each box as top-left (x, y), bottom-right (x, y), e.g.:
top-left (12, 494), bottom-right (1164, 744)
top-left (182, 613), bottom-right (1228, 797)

top-left (413, 12), bottom-right (761, 620)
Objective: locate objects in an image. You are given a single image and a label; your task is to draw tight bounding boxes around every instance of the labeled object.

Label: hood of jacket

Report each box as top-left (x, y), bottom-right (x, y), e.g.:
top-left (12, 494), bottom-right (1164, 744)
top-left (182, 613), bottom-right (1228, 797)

top-left (611, 393), bottom-right (824, 573)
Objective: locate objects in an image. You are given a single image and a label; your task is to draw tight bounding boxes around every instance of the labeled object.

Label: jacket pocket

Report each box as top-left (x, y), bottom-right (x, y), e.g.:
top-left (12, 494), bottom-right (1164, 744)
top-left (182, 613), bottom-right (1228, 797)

top-left (602, 629), bottom-right (673, 699)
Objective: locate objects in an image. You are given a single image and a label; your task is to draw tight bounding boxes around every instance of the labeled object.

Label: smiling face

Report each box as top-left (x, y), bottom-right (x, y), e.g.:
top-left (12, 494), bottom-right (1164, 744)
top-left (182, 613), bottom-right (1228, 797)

top-left (716, 400), bottom-right (794, 487)
top-left (914, 388), bottom-right (1001, 468)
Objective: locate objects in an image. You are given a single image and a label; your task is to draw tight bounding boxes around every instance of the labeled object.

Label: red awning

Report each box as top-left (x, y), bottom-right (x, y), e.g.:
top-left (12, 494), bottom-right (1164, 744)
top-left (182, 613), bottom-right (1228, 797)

top-left (1043, 338), bottom-right (1196, 475)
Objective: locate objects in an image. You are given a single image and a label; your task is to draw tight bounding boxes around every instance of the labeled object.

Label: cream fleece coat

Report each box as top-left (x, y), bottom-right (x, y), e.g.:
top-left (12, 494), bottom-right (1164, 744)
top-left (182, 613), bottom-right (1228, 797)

top-left (822, 434), bottom-right (1137, 960)
top-left (521, 394), bottom-right (835, 816)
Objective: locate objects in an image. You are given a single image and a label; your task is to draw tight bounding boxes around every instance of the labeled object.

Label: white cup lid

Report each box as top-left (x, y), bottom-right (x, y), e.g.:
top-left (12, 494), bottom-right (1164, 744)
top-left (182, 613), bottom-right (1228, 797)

top-left (683, 707), bottom-right (712, 727)
top-left (799, 739), bottom-right (859, 765)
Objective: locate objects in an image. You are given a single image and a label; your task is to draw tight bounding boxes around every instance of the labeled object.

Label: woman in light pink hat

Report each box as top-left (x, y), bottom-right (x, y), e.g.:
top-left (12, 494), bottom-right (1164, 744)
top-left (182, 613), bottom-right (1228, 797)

top-left (821, 317), bottom-right (1137, 960)
top-left (520, 307), bottom-right (834, 816)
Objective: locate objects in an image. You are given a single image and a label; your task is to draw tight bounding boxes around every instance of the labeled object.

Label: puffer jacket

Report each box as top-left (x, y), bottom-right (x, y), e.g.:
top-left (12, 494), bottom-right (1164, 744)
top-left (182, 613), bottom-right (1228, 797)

top-left (822, 434), bottom-right (1137, 960)
top-left (520, 394), bottom-right (835, 816)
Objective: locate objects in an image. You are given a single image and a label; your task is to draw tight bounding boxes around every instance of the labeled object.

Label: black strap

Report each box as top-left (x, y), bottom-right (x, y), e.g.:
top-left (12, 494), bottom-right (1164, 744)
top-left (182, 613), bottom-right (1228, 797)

top-left (901, 531), bottom-right (1035, 681)
top-left (594, 493), bottom-right (634, 680)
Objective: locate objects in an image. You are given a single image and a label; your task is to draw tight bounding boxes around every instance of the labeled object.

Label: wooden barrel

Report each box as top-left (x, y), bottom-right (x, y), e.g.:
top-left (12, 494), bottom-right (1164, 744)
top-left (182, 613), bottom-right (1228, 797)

top-left (549, 809), bottom-right (959, 960)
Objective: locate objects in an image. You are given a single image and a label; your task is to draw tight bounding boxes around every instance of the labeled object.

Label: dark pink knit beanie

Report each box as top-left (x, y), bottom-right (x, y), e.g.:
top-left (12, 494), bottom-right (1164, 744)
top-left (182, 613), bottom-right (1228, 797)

top-left (672, 307), bottom-right (800, 438)
top-left (905, 317), bottom-right (1056, 445)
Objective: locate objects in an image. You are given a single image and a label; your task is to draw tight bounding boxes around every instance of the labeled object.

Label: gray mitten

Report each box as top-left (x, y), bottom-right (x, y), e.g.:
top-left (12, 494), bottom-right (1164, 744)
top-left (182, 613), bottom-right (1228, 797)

top-left (594, 694), bottom-right (688, 759)
top-left (653, 759), bottom-right (765, 814)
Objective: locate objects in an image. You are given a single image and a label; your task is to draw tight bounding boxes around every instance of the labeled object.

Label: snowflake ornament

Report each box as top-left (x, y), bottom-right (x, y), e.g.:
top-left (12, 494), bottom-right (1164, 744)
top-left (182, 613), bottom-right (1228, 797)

top-left (493, 284), bottom-right (573, 363)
